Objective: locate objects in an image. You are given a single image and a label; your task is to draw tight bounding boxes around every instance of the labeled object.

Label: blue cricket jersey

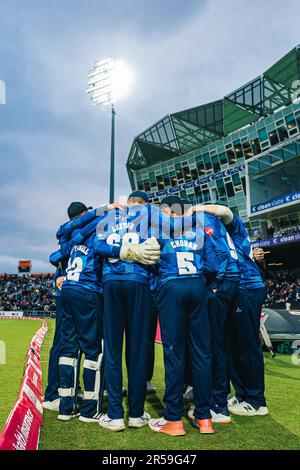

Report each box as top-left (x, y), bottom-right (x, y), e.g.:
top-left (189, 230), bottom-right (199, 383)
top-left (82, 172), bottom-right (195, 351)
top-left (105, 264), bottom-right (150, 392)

top-left (56, 209), bottom-right (97, 240)
top-left (226, 216), bottom-right (264, 289)
top-left (203, 213), bottom-right (240, 283)
top-left (50, 217), bottom-right (101, 270)
top-left (54, 215), bottom-right (106, 295)
top-left (63, 231), bottom-right (103, 294)
top-left (94, 205), bottom-right (158, 285)
top-left (157, 214), bottom-right (219, 289)
top-left (56, 205), bottom-right (109, 240)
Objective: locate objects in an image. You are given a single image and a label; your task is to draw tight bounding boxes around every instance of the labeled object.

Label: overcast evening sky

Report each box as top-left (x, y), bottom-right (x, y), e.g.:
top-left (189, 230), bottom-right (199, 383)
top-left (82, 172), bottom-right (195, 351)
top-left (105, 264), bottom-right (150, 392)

top-left (0, 0), bottom-right (300, 273)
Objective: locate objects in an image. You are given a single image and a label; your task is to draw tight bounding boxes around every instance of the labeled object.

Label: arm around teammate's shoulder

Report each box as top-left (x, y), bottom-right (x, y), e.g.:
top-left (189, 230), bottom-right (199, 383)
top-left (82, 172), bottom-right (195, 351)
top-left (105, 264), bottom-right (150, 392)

top-left (191, 204), bottom-right (234, 225)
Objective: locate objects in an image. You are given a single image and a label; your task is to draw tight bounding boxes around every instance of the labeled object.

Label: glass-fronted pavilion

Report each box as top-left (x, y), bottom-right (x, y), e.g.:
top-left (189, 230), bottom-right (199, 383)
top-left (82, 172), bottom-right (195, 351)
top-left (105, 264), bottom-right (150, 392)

top-left (126, 46), bottom-right (300, 234)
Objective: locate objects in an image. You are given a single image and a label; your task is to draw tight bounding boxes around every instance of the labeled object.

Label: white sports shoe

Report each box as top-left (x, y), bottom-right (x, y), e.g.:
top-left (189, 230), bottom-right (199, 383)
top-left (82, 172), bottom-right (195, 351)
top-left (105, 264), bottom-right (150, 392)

top-left (148, 417), bottom-right (187, 436)
top-left (210, 409), bottom-right (232, 424)
top-left (183, 386), bottom-right (194, 400)
top-left (57, 411), bottom-right (80, 421)
top-left (148, 417), bottom-right (168, 432)
top-left (42, 398), bottom-right (60, 412)
top-left (229, 401), bottom-right (269, 416)
top-left (227, 396), bottom-right (240, 408)
top-left (128, 412), bottom-right (151, 428)
top-left (79, 413), bottom-right (102, 424)
top-left (99, 414), bottom-right (125, 431)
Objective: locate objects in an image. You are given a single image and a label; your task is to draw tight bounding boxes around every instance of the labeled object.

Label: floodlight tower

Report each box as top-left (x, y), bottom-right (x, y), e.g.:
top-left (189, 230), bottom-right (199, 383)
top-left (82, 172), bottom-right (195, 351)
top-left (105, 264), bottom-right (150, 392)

top-left (87, 56), bottom-right (134, 203)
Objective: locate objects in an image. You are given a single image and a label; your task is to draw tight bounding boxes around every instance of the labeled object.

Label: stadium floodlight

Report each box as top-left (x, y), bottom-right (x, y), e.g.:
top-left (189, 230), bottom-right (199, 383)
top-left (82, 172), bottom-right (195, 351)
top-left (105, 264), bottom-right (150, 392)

top-left (87, 56), bottom-right (134, 203)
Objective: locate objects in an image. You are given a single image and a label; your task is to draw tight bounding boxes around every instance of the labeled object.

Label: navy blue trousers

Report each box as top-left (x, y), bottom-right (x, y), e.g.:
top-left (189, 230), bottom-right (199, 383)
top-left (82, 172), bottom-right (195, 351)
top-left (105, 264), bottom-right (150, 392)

top-left (157, 278), bottom-right (212, 421)
top-left (103, 280), bottom-right (152, 419)
top-left (208, 279), bottom-right (240, 410)
top-left (125, 294), bottom-right (158, 383)
top-left (59, 287), bottom-right (103, 416)
top-left (147, 296), bottom-right (159, 382)
top-left (44, 296), bottom-right (62, 402)
top-left (227, 287), bottom-right (267, 408)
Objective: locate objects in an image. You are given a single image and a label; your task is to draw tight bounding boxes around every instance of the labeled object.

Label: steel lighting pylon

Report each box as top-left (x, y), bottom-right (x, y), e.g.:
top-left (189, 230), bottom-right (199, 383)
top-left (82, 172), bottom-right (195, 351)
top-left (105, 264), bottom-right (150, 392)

top-left (87, 56), bottom-right (134, 203)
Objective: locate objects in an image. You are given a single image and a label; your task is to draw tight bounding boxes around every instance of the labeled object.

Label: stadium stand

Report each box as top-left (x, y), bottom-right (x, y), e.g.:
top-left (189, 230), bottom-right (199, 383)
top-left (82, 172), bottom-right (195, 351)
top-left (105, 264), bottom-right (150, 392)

top-left (1, 270), bottom-right (299, 313)
top-left (264, 271), bottom-right (300, 309)
top-left (0, 274), bottom-right (55, 313)
top-left (251, 225), bottom-right (300, 242)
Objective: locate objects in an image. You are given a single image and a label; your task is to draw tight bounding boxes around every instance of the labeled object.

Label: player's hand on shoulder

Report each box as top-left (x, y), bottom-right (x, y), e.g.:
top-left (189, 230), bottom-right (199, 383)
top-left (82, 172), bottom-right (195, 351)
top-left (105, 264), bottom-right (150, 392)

top-left (107, 201), bottom-right (125, 211)
top-left (184, 207), bottom-right (193, 217)
top-left (56, 276), bottom-right (66, 290)
top-left (191, 205), bottom-right (205, 213)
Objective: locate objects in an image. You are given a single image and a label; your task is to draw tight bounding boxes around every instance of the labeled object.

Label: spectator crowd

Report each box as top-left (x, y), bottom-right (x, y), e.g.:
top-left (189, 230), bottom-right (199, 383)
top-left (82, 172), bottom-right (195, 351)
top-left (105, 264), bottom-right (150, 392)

top-left (0, 271), bottom-right (300, 313)
top-left (0, 274), bottom-right (56, 313)
top-left (264, 271), bottom-right (300, 308)
top-left (251, 225), bottom-right (300, 242)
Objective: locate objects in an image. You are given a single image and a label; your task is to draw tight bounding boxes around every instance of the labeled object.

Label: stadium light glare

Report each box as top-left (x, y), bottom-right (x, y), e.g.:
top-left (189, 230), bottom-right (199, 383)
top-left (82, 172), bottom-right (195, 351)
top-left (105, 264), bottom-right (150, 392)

top-left (87, 56), bottom-right (134, 202)
top-left (87, 56), bottom-right (134, 108)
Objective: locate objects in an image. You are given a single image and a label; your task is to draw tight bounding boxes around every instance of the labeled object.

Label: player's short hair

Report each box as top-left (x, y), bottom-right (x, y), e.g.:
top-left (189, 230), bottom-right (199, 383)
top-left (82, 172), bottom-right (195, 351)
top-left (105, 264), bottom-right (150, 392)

top-left (160, 196), bottom-right (184, 216)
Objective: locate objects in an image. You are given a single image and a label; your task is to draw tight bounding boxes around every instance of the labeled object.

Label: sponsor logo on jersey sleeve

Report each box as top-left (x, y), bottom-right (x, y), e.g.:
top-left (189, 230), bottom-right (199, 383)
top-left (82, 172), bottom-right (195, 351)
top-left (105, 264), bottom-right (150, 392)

top-left (204, 227), bottom-right (214, 237)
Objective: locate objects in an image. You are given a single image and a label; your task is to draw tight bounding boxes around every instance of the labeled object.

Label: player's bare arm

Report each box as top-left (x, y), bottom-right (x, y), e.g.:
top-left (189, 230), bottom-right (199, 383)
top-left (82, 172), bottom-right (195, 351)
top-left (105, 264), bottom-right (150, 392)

top-left (191, 204), bottom-right (234, 225)
top-left (106, 201), bottom-right (125, 211)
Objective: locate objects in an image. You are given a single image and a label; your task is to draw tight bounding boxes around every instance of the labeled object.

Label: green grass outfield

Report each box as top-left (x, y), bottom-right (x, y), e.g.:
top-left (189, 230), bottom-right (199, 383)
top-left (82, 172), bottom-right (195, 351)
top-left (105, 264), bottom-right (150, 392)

top-left (1, 319), bottom-right (300, 450)
top-left (0, 318), bottom-right (43, 431)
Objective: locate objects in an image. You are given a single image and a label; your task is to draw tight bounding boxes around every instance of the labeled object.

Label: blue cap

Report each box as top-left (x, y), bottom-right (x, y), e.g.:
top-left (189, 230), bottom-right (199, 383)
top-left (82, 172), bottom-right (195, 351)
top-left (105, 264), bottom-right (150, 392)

top-left (128, 190), bottom-right (149, 202)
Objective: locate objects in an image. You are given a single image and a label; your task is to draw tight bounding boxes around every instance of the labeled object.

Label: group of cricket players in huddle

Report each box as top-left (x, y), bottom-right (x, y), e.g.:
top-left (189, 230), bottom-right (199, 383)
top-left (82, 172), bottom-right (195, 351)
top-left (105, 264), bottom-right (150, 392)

top-left (42, 189), bottom-right (268, 436)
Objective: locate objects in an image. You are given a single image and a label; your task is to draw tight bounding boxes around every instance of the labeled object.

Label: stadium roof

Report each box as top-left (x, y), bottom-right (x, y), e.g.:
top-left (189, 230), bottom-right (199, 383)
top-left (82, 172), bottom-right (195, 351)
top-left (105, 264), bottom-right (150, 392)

top-left (127, 45), bottom-right (300, 171)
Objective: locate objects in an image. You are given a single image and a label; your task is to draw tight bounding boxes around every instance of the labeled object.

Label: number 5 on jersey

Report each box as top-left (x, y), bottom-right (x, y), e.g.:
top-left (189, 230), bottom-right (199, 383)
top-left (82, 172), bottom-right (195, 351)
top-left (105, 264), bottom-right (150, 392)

top-left (176, 252), bottom-right (197, 275)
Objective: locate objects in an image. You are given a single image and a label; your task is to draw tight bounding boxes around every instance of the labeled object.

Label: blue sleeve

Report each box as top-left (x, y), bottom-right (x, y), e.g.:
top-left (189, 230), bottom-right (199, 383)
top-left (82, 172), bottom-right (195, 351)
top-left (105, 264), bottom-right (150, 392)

top-left (49, 240), bottom-right (73, 267)
top-left (94, 236), bottom-right (121, 259)
top-left (49, 233), bottom-right (75, 267)
top-left (202, 234), bottom-right (219, 284)
top-left (226, 216), bottom-right (246, 238)
top-left (56, 209), bottom-right (98, 239)
top-left (226, 216), bottom-right (252, 259)
top-left (49, 250), bottom-right (63, 268)
top-left (208, 238), bottom-right (228, 282)
top-left (207, 218), bottom-right (230, 282)
top-left (71, 217), bottom-right (101, 244)
top-left (51, 216), bottom-right (103, 268)
top-left (56, 222), bottom-right (69, 242)
top-left (53, 268), bottom-right (62, 282)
